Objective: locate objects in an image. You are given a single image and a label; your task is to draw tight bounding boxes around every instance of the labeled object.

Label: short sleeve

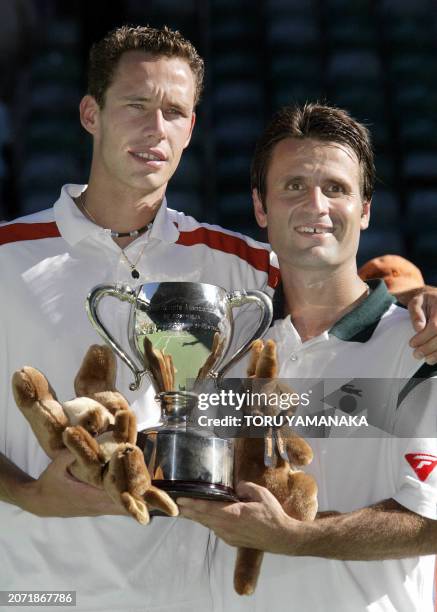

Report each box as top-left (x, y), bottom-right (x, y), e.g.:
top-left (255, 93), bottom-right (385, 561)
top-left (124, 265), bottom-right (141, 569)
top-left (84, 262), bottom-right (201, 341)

top-left (391, 374), bottom-right (437, 519)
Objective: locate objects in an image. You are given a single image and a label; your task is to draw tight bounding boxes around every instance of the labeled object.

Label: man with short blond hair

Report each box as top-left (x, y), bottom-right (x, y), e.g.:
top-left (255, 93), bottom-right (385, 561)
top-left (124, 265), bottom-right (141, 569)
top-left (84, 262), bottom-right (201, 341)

top-left (0, 25), bottom-right (277, 611)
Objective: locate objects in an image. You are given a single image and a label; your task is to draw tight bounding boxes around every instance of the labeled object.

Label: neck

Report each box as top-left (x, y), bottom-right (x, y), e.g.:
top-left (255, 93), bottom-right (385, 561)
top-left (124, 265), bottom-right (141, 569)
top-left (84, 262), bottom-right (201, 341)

top-left (279, 261), bottom-right (369, 341)
top-left (79, 176), bottom-right (165, 248)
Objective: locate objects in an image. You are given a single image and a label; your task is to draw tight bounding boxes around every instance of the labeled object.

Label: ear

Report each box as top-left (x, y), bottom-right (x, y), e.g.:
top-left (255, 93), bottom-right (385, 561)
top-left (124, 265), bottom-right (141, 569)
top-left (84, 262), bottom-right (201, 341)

top-left (360, 199), bottom-right (371, 231)
top-left (183, 112), bottom-right (196, 149)
top-left (79, 95), bottom-right (100, 136)
top-left (253, 189), bottom-right (268, 228)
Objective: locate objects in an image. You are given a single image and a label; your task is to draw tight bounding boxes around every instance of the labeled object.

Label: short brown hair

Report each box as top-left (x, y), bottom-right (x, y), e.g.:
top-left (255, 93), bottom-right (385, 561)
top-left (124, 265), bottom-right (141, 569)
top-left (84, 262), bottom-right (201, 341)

top-left (251, 103), bottom-right (375, 206)
top-left (88, 25), bottom-right (204, 107)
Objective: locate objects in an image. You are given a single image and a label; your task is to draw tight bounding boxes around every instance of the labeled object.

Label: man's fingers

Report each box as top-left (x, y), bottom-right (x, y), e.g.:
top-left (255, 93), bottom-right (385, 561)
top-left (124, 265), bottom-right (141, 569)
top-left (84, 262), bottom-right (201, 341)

top-left (408, 294), bottom-right (426, 334)
top-left (177, 497), bottom-right (229, 514)
top-left (236, 480), bottom-right (270, 502)
top-left (409, 293), bottom-right (437, 364)
top-left (410, 337), bottom-right (437, 365)
top-left (177, 498), bottom-right (216, 525)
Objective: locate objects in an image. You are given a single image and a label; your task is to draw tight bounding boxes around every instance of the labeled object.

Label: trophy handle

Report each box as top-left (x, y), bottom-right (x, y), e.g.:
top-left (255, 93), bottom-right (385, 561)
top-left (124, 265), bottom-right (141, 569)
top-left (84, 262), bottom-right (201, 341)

top-left (215, 290), bottom-right (273, 381)
top-left (85, 284), bottom-right (146, 391)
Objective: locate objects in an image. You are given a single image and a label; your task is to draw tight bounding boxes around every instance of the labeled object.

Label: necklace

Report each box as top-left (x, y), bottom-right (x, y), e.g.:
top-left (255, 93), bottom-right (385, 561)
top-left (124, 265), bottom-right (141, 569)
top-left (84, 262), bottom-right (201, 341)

top-left (76, 190), bottom-right (149, 279)
top-left (120, 243), bottom-right (147, 279)
top-left (77, 191), bottom-right (151, 238)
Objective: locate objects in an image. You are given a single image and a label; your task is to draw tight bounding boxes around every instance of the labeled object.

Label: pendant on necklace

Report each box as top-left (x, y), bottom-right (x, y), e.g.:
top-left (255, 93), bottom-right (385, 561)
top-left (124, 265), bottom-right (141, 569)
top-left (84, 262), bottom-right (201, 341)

top-left (131, 268), bottom-right (140, 279)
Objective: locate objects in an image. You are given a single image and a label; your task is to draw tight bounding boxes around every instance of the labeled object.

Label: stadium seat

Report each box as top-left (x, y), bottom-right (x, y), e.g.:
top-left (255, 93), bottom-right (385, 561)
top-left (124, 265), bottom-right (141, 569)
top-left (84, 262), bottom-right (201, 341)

top-left (327, 51), bottom-right (381, 83)
top-left (171, 152), bottom-right (202, 191)
top-left (370, 191), bottom-right (400, 229)
top-left (212, 81), bottom-right (263, 111)
top-left (165, 190), bottom-right (203, 218)
top-left (358, 230), bottom-right (405, 265)
top-left (406, 191), bottom-right (437, 231)
top-left (267, 17), bottom-right (319, 50)
top-left (404, 154), bottom-right (437, 180)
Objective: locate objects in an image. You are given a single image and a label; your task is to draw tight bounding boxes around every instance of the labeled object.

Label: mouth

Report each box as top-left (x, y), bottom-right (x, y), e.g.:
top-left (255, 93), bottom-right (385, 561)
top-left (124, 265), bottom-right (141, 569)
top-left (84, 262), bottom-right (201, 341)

top-left (129, 149), bottom-right (167, 167)
top-left (295, 225), bottom-right (334, 236)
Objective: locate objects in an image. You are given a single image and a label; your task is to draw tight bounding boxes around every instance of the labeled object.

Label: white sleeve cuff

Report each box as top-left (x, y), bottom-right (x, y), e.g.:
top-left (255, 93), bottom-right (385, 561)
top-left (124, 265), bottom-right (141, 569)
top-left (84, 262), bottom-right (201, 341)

top-left (393, 476), bottom-right (437, 520)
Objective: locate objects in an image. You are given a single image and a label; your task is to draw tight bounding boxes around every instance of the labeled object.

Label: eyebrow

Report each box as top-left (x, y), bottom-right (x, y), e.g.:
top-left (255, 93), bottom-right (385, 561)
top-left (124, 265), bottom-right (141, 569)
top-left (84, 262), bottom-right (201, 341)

top-left (120, 95), bottom-right (190, 111)
top-left (279, 173), bottom-right (354, 187)
top-left (119, 96), bottom-right (150, 102)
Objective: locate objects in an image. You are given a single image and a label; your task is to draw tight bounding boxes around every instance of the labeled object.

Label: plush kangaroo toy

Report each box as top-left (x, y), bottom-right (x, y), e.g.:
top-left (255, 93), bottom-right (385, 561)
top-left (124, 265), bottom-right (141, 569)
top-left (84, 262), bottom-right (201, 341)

top-left (233, 339), bottom-right (318, 595)
top-left (12, 344), bottom-right (178, 523)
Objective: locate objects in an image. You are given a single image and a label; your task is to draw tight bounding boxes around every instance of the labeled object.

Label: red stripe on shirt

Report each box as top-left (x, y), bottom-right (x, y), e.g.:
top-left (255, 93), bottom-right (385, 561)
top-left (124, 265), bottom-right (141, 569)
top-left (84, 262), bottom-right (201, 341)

top-left (0, 222), bottom-right (61, 246)
top-left (176, 225), bottom-right (280, 288)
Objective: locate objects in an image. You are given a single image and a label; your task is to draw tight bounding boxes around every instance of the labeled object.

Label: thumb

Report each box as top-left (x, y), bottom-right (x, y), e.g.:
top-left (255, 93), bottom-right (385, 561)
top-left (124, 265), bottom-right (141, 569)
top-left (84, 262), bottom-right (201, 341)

top-left (408, 294), bottom-right (426, 333)
top-left (236, 480), bottom-right (268, 502)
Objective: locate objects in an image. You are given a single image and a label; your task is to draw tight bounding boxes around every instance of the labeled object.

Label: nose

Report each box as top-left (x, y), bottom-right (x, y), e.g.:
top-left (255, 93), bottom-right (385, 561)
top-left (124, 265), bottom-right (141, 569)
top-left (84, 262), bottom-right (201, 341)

top-left (304, 187), bottom-right (329, 214)
top-left (144, 109), bottom-right (166, 141)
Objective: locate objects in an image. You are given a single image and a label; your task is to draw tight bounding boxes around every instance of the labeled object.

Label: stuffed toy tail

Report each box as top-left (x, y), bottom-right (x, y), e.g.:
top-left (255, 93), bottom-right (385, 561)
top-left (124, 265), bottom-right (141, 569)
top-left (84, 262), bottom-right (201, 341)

top-left (234, 547), bottom-right (264, 596)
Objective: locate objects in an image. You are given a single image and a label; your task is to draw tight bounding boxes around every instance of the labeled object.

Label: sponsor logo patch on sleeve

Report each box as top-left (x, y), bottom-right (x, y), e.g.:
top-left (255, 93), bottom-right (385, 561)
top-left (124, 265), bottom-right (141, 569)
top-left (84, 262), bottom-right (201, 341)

top-left (405, 453), bottom-right (437, 481)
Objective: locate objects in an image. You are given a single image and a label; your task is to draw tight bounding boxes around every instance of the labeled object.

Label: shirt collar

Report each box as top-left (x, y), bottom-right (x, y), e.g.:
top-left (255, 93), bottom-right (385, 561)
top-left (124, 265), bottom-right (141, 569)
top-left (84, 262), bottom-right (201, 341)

top-left (54, 183), bottom-right (180, 247)
top-left (273, 278), bottom-right (395, 343)
top-left (329, 279), bottom-right (395, 342)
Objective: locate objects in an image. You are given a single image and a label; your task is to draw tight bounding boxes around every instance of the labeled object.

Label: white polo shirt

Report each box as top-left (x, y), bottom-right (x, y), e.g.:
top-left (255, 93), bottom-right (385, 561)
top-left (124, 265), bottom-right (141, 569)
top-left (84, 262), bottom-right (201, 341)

top-left (215, 280), bottom-right (437, 612)
top-left (0, 184), bottom-right (278, 612)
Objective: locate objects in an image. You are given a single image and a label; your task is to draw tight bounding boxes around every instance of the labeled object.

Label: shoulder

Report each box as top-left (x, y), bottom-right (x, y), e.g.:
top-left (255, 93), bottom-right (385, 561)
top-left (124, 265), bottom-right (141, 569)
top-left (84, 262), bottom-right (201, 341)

top-left (170, 207), bottom-right (269, 255)
top-left (365, 302), bottom-right (414, 342)
top-left (167, 208), bottom-right (280, 287)
top-left (0, 207), bottom-right (59, 247)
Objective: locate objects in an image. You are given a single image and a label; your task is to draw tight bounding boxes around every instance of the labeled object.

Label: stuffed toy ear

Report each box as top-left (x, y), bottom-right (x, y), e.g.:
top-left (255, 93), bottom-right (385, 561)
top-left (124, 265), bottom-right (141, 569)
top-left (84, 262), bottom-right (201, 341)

top-left (253, 339), bottom-right (278, 379)
top-left (112, 410), bottom-right (137, 445)
top-left (143, 338), bottom-right (176, 392)
top-left (74, 345), bottom-right (118, 396)
top-left (12, 367), bottom-right (68, 458)
top-left (246, 339), bottom-right (264, 377)
top-left (74, 345), bottom-right (130, 415)
top-left (195, 331), bottom-right (224, 383)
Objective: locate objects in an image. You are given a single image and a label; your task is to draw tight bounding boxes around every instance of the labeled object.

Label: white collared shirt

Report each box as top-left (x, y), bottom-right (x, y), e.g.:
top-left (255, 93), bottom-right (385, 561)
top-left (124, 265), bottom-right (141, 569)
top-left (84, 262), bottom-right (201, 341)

top-left (216, 281), bottom-right (437, 612)
top-left (0, 184), bottom-right (278, 612)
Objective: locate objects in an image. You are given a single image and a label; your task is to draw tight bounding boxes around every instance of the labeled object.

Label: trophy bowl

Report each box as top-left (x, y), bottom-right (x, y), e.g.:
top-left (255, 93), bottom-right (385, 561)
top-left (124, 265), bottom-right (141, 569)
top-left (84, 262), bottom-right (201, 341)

top-left (86, 281), bottom-right (273, 503)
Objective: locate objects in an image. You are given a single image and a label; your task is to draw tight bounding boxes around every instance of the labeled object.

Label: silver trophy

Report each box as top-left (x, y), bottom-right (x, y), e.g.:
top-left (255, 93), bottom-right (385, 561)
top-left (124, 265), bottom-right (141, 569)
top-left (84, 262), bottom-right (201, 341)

top-left (86, 282), bottom-right (272, 501)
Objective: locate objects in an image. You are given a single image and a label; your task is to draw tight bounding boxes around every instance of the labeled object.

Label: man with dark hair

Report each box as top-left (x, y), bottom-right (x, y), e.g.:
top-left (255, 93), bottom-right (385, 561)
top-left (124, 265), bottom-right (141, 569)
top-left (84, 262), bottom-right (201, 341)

top-left (251, 103), bottom-right (375, 208)
top-left (179, 103), bottom-right (437, 611)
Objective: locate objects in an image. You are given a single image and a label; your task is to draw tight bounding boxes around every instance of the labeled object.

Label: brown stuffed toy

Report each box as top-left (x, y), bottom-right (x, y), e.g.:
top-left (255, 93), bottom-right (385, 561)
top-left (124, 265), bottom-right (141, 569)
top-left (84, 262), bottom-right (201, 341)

top-left (233, 339), bottom-right (318, 595)
top-left (12, 344), bottom-right (178, 523)
top-left (358, 254), bottom-right (424, 294)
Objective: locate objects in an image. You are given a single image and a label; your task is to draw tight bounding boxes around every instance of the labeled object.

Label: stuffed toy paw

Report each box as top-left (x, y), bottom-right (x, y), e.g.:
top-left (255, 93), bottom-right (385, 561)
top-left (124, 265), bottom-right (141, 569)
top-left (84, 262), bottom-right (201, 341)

top-left (12, 344), bottom-right (178, 523)
top-left (233, 339), bottom-right (318, 595)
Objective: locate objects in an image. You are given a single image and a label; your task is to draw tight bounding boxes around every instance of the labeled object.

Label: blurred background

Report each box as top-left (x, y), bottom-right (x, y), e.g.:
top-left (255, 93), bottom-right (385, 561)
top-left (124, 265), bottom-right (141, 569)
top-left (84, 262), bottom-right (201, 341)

top-left (1, 0), bottom-right (437, 282)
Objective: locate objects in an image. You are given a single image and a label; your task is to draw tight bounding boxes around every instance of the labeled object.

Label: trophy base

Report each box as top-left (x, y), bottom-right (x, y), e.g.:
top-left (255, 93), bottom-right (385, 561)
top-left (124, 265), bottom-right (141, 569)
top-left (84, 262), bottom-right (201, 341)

top-left (150, 480), bottom-right (238, 517)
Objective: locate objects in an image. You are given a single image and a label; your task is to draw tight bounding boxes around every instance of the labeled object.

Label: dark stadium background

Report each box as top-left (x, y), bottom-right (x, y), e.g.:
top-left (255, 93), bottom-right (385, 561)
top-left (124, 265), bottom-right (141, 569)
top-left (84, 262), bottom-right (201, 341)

top-left (1, 0), bottom-right (436, 283)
